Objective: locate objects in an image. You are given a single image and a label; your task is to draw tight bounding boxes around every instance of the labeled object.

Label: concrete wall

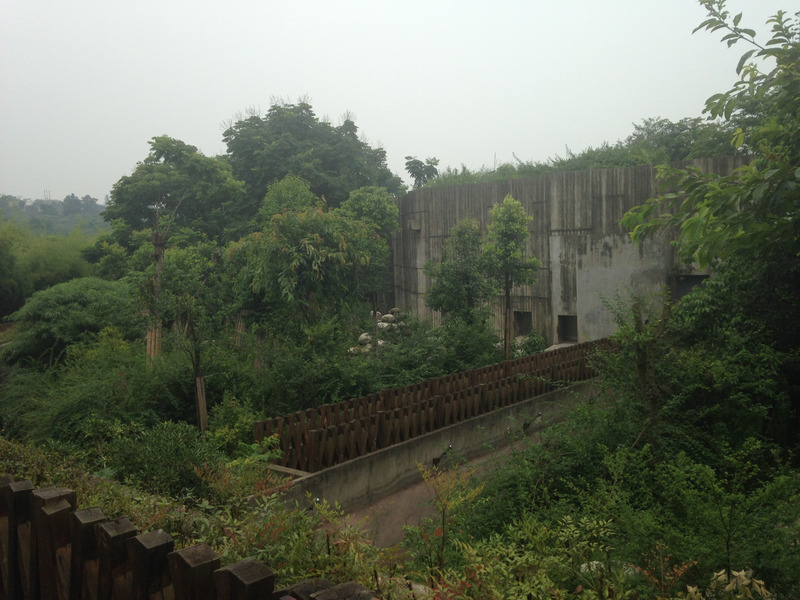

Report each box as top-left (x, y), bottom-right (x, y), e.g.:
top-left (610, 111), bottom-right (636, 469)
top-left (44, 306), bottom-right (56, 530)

top-left (392, 158), bottom-right (746, 345)
top-left (282, 381), bottom-right (598, 511)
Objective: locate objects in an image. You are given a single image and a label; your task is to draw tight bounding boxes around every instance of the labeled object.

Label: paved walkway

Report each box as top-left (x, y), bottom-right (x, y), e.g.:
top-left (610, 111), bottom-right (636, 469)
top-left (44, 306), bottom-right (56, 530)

top-left (343, 440), bottom-right (525, 548)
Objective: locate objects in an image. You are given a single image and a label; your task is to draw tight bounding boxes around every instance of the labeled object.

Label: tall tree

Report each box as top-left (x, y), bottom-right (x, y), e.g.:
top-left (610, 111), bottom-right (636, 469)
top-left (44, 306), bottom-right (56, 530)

top-left (622, 3), bottom-right (800, 266)
top-left (158, 244), bottom-right (227, 430)
top-left (338, 186), bottom-right (399, 349)
top-left (104, 136), bottom-right (246, 247)
top-left (247, 206), bottom-right (386, 332)
top-left (405, 156), bottom-right (439, 188)
top-left (425, 218), bottom-right (496, 325)
top-left (223, 101), bottom-right (403, 211)
top-left (485, 195), bottom-right (540, 359)
top-left (105, 136), bottom-right (245, 359)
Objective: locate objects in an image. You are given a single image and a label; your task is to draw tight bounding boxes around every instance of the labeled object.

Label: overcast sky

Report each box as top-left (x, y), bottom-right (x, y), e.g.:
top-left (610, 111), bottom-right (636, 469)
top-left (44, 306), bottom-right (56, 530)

top-left (0, 0), bottom-right (790, 202)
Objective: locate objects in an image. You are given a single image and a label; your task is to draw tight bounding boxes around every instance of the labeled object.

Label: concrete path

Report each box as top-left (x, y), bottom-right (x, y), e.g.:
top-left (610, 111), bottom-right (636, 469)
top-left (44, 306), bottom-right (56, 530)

top-left (343, 441), bottom-right (524, 548)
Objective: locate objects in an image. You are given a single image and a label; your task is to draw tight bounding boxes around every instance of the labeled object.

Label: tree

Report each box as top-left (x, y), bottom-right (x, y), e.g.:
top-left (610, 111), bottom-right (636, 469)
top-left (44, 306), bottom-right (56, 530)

top-left (158, 244), bottom-right (228, 430)
top-left (485, 195), bottom-right (540, 359)
top-left (62, 193), bottom-right (82, 216)
top-left (622, 3), bottom-right (800, 266)
top-left (405, 156), bottom-right (439, 188)
top-left (425, 218), bottom-right (496, 324)
top-left (258, 174), bottom-right (323, 222)
top-left (223, 101), bottom-right (404, 211)
top-left (2, 277), bottom-right (140, 369)
top-left (106, 136), bottom-right (245, 360)
top-left (337, 186), bottom-right (399, 240)
top-left (335, 186), bottom-right (400, 353)
top-left (104, 136), bottom-right (246, 246)
top-left (246, 203), bottom-right (389, 334)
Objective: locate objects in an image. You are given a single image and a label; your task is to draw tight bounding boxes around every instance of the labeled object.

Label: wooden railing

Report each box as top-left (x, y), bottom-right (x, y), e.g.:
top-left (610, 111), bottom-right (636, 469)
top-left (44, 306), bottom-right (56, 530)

top-left (0, 476), bottom-right (381, 600)
top-left (254, 340), bottom-right (608, 472)
top-left (0, 475), bottom-right (285, 600)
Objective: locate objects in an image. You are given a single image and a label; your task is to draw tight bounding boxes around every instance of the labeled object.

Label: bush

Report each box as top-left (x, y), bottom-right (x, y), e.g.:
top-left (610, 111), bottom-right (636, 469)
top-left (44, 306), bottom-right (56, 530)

top-left (516, 330), bottom-right (547, 356)
top-left (2, 277), bottom-right (141, 368)
top-left (0, 329), bottom-right (186, 447)
top-left (108, 421), bottom-right (223, 499)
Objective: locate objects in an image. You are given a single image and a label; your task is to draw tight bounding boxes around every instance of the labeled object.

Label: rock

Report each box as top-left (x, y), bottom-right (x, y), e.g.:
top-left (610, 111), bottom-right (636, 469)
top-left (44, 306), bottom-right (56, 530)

top-left (381, 313), bottom-right (396, 323)
top-left (358, 332), bottom-right (371, 345)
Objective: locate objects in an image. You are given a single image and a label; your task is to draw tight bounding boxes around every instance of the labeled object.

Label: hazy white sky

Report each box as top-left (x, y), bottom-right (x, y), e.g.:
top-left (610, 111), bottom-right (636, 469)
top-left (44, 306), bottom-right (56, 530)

top-left (0, 0), bottom-right (790, 202)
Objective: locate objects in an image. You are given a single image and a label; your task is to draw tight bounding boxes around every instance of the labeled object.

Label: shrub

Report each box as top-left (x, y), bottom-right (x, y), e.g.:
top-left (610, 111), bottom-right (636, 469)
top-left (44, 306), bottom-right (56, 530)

top-left (108, 421), bottom-right (223, 499)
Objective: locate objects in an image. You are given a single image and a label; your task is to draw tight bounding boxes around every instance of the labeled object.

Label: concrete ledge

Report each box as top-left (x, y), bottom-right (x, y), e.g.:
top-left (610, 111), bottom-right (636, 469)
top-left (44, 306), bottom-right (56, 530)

top-left (282, 380), bottom-right (599, 511)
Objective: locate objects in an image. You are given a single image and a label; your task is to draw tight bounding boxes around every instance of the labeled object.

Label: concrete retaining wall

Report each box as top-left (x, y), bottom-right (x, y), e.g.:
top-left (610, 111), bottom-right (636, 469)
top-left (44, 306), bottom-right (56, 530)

top-left (392, 158), bottom-right (747, 345)
top-left (282, 381), bottom-right (598, 511)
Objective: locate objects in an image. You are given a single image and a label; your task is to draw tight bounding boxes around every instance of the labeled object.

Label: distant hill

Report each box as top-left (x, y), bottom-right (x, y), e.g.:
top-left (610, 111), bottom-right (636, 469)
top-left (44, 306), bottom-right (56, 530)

top-left (1, 193), bottom-right (106, 236)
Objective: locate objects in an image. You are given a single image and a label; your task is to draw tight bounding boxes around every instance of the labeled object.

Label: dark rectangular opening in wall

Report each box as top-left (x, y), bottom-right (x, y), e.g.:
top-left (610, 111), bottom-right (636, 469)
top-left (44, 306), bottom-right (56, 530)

top-left (558, 315), bottom-right (578, 343)
top-left (670, 274), bottom-right (709, 302)
top-left (514, 311), bottom-right (532, 337)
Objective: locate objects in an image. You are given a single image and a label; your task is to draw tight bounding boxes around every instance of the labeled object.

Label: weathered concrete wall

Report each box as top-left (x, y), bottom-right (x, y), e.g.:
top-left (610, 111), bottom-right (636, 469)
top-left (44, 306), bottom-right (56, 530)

top-left (392, 157), bottom-right (747, 344)
top-left (282, 381), bottom-right (598, 511)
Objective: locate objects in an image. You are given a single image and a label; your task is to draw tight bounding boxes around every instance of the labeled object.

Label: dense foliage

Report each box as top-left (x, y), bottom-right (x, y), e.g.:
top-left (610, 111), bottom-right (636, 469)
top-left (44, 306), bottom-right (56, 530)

top-left (425, 116), bottom-right (745, 189)
top-left (1, 3), bottom-right (799, 596)
top-left (223, 101), bottom-right (404, 211)
top-left (398, 4), bottom-right (800, 598)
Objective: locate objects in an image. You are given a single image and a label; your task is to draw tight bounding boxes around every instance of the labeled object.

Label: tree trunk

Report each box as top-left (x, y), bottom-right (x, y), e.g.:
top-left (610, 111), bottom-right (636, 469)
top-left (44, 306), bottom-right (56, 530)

top-left (147, 230), bottom-right (168, 364)
top-left (372, 293), bottom-right (379, 357)
top-left (146, 322), bottom-right (162, 361)
top-left (195, 375), bottom-right (208, 432)
top-left (234, 312), bottom-right (246, 347)
top-left (504, 274), bottom-right (512, 360)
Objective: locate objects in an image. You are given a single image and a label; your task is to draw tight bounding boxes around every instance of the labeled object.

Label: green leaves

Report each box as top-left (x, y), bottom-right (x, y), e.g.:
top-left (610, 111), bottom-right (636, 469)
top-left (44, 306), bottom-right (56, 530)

top-left (623, 3), bottom-right (800, 267)
top-left (404, 155), bottom-right (439, 188)
top-left (425, 218), bottom-right (496, 324)
top-left (223, 101), bottom-right (404, 211)
top-left (106, 136), bottom-right (247, 246)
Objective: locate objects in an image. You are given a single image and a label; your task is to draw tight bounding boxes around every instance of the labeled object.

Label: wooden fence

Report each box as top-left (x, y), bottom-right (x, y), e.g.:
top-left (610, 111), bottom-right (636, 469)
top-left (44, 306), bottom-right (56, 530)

top-left (254, 340), bottom-right (608, 472)
top-left (0, 475), bottom-right (294, 600)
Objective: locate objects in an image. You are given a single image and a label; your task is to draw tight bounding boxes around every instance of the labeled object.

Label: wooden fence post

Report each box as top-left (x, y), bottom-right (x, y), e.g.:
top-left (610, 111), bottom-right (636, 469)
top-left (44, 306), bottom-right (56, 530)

top-left (32, 487), bottom-right (77, 600)
top-left (168, 544), bottom-right (220, 600)
top-left (127, 529), bottom-right (174, 600)
top-left (213, 558), bottom-right (275, 600)
top-left (0, 474), bottom-right (20, 600)
top-left (6, 480), bottom-right (34, 600)
top-left (97, 517), bottom-right (137, 600)
top-left (70, 506), bottom-right (106, 600)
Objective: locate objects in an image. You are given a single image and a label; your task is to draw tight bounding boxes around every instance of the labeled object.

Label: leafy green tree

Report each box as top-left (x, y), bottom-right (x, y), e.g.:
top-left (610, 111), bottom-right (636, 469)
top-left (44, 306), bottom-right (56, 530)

top-left (0, 222), bottom-right (92, 317)
top-left (337, 186), bottom-right (399, 239)
top-left (223, 101), bottom-right (403, 211)
top-left (247, 206), bottom-right (385, 332)
top-left (105, 136), bottom-right (246, 246)
top-left (622, 3), bottom-right (800, 266)
top-left (106, 136), bottom-right (245, 360)
top-left (157, 244), bottom-right (231, 430)
top-left (62, 193), bottom-right (82, 216)
top-left (337, 186), bottom-right (399, 330)
top-left (2, 277), bottom-right (140, 369)
top-left (258, 174), bottom-right (323, 222)
top-left (405, 156), bottom-right (439, 188)
top-left (484, 195), bottom-right (540, 359)
top-left (425, 218), bottom-right (496, 325)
